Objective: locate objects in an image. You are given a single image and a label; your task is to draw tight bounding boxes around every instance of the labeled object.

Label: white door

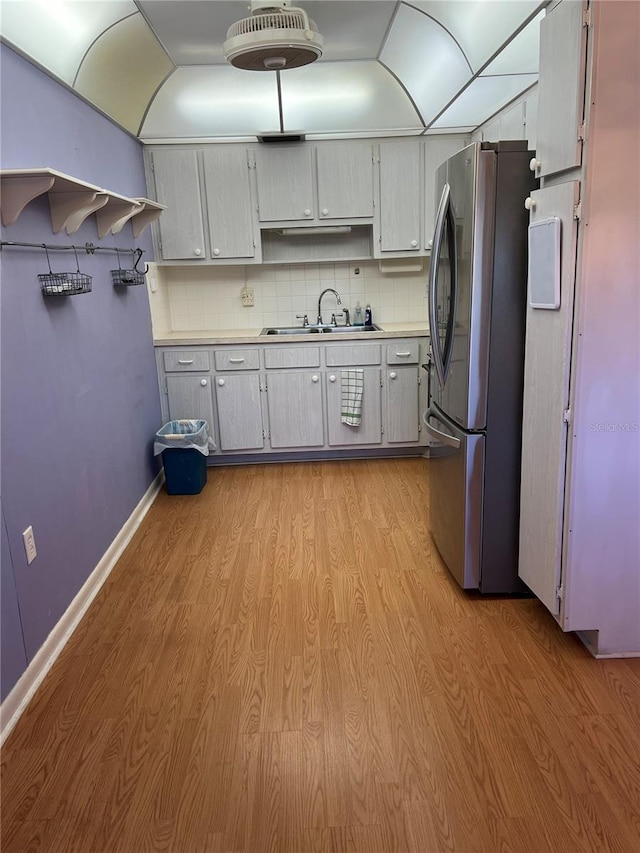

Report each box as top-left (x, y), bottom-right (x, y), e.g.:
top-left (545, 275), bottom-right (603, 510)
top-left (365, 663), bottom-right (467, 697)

top-left (266, 372), bottom-right (324, 448)
top-left (519, 181), bottom-right (580, 614)
top-left (386, 367), bottom-right (419, 444)
top-left (214, 374), bottom-right (264, 451)
top-left (316, 144), bottom-right (374, 219)
top-left (166, 375), bottom-right (215, 434)
top-left (151, 149), bottom-right (206, 261)
top-left (202, 148), bottom-right (256, 259)
top-left (255, 146), bottom-right (314, 222)
top-left (378, 141), bottom-right (421, 253)
top-left (325, 368), bottom-right (382, 446)
top-left (535, 0), bottom-right (588, 179)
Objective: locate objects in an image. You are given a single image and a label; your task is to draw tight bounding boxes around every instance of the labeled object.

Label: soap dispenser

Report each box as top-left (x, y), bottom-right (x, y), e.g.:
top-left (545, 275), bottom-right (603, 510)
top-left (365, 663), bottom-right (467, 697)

top-left (365, 303), bottom-right (372, 325)
top-left (354, 301), bottom-right (363, 326)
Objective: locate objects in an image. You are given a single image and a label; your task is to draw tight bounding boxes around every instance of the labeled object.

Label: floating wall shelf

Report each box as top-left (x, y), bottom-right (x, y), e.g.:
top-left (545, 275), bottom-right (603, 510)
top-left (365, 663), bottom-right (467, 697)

top-left (0, 168), bottom-right (165, 237)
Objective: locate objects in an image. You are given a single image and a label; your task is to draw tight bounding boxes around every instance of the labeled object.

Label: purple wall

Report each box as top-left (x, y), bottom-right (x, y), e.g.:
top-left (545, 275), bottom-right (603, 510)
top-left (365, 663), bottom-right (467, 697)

top-left (0, 46), bottom-right (162, 700)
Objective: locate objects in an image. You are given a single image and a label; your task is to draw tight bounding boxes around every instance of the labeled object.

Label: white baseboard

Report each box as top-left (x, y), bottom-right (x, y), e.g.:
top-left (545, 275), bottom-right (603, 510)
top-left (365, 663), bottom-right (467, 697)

top-left (0, 471), bottom-right (164, 745)
top-left (576, 630), bottom-right (640, 659)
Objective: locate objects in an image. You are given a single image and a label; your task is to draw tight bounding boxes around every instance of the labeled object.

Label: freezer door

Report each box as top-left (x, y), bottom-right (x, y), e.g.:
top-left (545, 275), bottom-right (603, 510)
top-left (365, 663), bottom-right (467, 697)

top-left (429, 180), bottom-right (457, 390)
top-left (430, 144), bottom-right (495, 431)
top-left (424, 407), bottom-right (485, 589)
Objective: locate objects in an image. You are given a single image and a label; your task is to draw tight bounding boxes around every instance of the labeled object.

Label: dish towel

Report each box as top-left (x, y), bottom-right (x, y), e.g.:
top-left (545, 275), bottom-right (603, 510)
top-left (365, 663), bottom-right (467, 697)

top-left (341, 369), bottom-right (364, 426)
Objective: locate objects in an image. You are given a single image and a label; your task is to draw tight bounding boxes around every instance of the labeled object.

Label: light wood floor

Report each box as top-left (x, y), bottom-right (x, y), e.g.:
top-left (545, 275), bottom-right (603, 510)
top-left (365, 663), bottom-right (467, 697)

top-left (2, 459), bottom-right (640, 852)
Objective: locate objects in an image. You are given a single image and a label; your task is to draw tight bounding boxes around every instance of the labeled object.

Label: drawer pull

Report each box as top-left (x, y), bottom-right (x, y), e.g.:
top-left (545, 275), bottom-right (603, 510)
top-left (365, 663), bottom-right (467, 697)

top-left (228, 357), bottom-right (245, 363)
top-left (178, 359), bottom-right (194, 364)
top-left (218, 378), bottom-right (225, 386)
top-left (395, 352), bottom-right (411, 358)
top-left (312, 375), bottom-right (319, 383)
top-left (329, 374), bottom-right (336, 383)
top-left (200, 379), bottom-right (208, 387)
top-left (390, 371), bottom-right (397, 379)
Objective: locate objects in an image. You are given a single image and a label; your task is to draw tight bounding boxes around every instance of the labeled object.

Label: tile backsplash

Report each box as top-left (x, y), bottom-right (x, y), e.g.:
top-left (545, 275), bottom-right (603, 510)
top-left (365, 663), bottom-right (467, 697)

top-left (148, 259), bottom-right (429, 334)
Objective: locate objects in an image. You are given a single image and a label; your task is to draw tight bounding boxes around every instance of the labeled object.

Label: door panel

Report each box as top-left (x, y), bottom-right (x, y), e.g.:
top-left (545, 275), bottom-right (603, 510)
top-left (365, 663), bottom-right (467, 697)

top-left (152, 149), bottom-right (206, 261)
top-left (255, 146), bottom-right (314, 222)
top-left (317, 144), bottom-right (374, 219)
top-left (379, 141), bottom-right (421, 252)
top-left (536, 0), bottom-right (587, 178)
top-left (326, 368), bottom-right (382, 446)
top-left (215, 374), bottom-right (263, 451)
top-left (386, 367), bottom-right (419, 443)
top-left (267, 372), bottom-right (324, 448)
top-left (203, 148), bottom-right (255, 259)
top-left (425, 409), bottom-right (484, 589)
top-left (519, 182), bottom-right (580, 615)
top-left (166, 375), bottom-right (215, 435)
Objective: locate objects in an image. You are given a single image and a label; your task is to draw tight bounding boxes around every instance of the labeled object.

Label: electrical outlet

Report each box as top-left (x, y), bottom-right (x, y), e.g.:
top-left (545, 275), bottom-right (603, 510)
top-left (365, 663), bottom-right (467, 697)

top-left (23, 525), bottom-right (37, 564)
top-left (241, 286), bottom-right (254, 307)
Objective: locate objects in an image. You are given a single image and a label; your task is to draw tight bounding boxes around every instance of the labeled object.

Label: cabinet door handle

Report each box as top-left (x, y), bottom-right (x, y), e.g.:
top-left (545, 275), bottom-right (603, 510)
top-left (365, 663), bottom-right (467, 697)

top-left (395, 352), bottom-right (411, 358)
top-left (329, 374), bottom-right (336, 382)
top-left (304, 209), bottom-right (312, 217)
top-left (312, 375), bottom-right (319, 383)
top-left (178, 359), bottom-right (194, 364)
top-left (218, 378), bottom-right (225, 386)
top-left (411, 239), bottom-right (418, 248)
top-left (529, 157), bottom-right (541, 172)
top-left (321, 207), bottom-right (329, 216)
top-left (213, 248), bottom-right (220, 256)
top-left (194, 248), bottom-right (202, 256)
top-left (390, 371), bottom-right (397, 379)
top-left (524, 197), bottom-right (536, 211)
top-left (200, 379), bottom-right (208, 387)
top-left (228, 357), bottom-right (245, 363)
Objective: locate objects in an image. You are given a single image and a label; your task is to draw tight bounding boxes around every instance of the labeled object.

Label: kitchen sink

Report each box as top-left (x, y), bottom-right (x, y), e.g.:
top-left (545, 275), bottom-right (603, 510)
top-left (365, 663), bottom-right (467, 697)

top-left (261, 324), bottom-right (382, 335)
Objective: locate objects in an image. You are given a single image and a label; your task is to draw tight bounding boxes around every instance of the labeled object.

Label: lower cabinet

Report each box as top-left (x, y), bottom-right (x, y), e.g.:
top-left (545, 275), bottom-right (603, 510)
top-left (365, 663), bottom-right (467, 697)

top-left (326, 368), bottom-right (382, 446)
top-left (157, 335), bottom-right (427, 458)
top-left (386, 366), bottom-right (420, 443)
top-left (214, 373), bottom-right (264, 451)
top-left (266, 371), bottom-right (324, 448)
top-left (166, 374), bottom-right (215, 427)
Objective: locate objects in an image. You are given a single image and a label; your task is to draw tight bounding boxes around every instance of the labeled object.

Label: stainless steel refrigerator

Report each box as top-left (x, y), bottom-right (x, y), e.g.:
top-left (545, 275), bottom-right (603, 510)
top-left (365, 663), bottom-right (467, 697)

top-left (424, 141), bottom-right (536, 593)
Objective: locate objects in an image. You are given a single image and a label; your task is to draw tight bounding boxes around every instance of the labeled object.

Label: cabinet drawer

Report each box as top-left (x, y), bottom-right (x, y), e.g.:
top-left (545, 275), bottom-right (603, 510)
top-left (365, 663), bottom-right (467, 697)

top-left (326, 344), bottom-right (381, 366)
top-left (163, 350), bottom-right (210, 372)
top-left (264, 347), bottom-right (320, 369)
top-left (386, 341), bottom-right (419, 364)
top-left (214, 349), bottom-right (260, 371)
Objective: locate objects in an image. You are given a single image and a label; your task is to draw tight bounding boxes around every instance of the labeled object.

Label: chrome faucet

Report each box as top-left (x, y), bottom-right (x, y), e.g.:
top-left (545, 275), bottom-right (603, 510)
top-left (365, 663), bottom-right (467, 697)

top-left (317, 288), bottom-right (342, 325)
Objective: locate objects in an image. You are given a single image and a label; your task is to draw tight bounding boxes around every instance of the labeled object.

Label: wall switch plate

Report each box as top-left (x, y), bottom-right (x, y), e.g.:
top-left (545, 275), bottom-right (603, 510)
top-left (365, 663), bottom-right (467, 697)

top-left (241, 286), bottom-right (254, 307)
top-left (23, 525), bottom-right (37, 564)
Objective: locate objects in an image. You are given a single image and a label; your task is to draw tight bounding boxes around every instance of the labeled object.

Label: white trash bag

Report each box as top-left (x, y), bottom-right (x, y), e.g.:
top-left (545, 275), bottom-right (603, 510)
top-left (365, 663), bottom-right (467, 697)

top-left (153, 419), bottom-right (216, 456)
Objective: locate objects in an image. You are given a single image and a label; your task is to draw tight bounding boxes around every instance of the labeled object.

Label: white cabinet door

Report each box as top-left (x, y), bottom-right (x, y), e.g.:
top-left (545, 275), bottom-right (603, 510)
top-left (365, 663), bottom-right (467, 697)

top-left (386, 367), bottom-right (419, 443)
top-left (377, 141), bottom-right (421, 253)
top-left (316, 144), bottom-right (374, 219)
top-left (325, 368), bottom-right (382, 446)
top-left (202, 148), bottom-right (257, 260)
top-left (151, 149), bottom-right (206, 261)
top-left (255, 146), bottom-right (315, 222)
top-left (214, 374), bottom-right (264, 451)
top-left (519, 181), bottom-right (580, 616)
top-left (166, 374), bottom-right (215, 431)
top-left (266, 371), bottom-right (324, 448)
top-left (535, 0), bottom-right (587, 179)
top-left (424, 136), bottom-right (466, 250)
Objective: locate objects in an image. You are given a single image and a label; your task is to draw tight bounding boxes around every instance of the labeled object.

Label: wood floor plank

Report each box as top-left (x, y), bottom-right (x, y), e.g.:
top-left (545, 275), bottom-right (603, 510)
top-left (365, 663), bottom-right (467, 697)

top-left (2, 458), bottom-right (640, 853)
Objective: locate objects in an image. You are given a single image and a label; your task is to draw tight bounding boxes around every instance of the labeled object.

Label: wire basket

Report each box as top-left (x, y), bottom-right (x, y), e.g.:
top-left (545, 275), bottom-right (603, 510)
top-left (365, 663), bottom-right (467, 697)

top-left (111, 249), bottom-right (146, 287)
top-left (39, 246), bottom-right (92, 297)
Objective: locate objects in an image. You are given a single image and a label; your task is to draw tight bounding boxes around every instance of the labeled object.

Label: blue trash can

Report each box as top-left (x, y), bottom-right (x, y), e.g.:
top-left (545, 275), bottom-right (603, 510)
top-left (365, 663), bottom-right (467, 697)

top-left (153, 420), bottom-right (213, 495)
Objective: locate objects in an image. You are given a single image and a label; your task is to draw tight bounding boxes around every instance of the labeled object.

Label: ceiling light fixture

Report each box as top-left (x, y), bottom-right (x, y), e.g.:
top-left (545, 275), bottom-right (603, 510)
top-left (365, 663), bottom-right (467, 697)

top-left (223, 0), bottom-right (324, 71)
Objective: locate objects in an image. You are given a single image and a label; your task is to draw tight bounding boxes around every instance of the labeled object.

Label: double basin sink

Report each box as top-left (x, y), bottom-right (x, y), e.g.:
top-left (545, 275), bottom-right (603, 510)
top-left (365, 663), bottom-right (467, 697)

top-left (261, 324), bottom-right (382, 336)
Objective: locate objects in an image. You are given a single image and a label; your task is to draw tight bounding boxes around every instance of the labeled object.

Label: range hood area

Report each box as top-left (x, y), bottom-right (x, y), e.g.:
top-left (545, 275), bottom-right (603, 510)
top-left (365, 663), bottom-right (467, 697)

top-left (0, 0), bottom-right (547, 141)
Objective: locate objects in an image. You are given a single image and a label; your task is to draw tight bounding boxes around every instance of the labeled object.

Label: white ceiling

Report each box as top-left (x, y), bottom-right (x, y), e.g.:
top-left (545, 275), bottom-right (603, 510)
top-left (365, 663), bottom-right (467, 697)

top-left (0, 0), bottom-right (548, 141)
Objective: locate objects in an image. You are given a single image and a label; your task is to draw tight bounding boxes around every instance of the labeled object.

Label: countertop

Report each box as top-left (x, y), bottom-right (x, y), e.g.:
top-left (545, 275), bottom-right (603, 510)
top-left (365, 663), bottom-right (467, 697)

top-left (154, 322), bottom-right (429, 346)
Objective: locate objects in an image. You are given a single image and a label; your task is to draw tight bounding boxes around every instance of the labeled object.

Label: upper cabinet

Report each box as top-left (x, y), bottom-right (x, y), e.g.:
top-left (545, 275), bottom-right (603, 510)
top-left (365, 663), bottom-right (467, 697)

top-left (254, 143), bottom-right (374, 223)
top-left (150, 149), bottom-right (206, 261)
top-left (316, 144), bottom-right (374, 219)
top-left (202, 148), bottom-right (258, 261)
top-left (146, 136), bottom-right (469, 264)
top-left (375, 141), bottom-right (422, 255)
top-left (534, 0), bottom-right (588, 179)
top-left (255, 145), bottom-right (315, 222)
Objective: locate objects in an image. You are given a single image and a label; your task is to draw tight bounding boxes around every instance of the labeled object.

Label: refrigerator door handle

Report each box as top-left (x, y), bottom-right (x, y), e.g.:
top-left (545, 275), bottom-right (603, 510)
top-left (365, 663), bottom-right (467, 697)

top-left (423, 409), bottom-right (462, 449)
top-left (429, 183), bottom-right (450, 389)
top-left (429, 183), bottom-right (458, 389)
